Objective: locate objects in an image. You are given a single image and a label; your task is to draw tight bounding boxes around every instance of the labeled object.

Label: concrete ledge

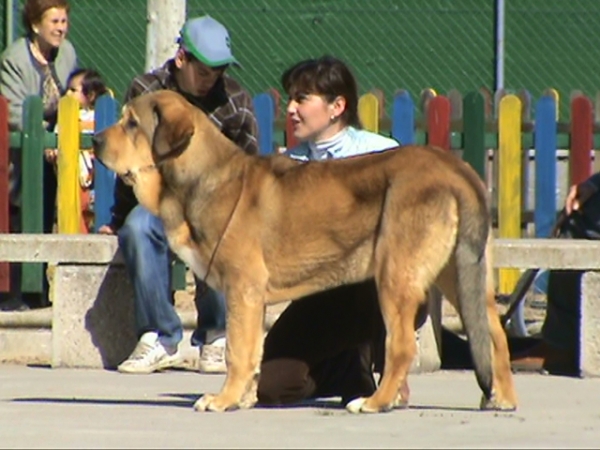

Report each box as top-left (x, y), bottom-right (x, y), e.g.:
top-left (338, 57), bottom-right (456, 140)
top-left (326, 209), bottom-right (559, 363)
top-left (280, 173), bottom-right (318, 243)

top-left (0, 234), bottom-right (122, 264)
top-left (2, 234), bottom-right (600, 268)
top-left (581, 272), bottom-right (600, 377)
top-left (2, 234), bottom-right (600, 375)
top-left (494, 239), bottom-right (600, 269)
top-left (0, 328), bottom-right (51, 365)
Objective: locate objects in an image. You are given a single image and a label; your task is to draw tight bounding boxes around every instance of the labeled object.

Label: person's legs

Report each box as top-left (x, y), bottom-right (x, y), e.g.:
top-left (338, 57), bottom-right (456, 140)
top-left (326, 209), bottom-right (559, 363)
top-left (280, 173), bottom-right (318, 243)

top-left (510, 198), bottom-right (600, 374)
top-left (192, 277), bottom-right (227, 373)
top-left (116, 205), bottom-right (183, 373)
top-left (192, 277), bottom-right (227, 345)
top-left (542, 270), bottom-right (580, 353)
top-left (257, 280), bottom-right (383, 406)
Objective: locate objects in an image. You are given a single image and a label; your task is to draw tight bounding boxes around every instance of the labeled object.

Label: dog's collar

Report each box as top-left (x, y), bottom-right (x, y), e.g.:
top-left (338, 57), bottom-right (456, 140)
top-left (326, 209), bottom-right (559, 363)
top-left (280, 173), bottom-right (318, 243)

top-left (119, 164), bottom-right (157, 184)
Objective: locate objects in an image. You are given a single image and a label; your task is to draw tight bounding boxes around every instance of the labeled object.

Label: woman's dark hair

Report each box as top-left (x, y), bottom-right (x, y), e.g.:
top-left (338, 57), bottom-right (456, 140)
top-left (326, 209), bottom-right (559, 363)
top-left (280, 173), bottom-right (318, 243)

top-left (281, 55), bottom-right (361, 128)
top-left (23, 0), bottom-right (70, 36)
top-left (67, 68), bottom-right (108, 105)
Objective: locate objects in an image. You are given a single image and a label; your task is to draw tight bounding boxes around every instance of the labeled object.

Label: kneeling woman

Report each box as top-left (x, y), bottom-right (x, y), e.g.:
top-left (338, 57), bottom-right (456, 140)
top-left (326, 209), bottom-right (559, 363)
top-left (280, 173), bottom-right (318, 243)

top-left (257, 56), bottom-right (403, 406)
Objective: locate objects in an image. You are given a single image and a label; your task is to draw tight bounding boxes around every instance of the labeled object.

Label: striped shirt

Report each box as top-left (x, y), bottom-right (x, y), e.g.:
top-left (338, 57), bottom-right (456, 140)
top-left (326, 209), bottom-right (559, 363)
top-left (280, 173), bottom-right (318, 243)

top-left (108, 60), bottom-right (259, 230)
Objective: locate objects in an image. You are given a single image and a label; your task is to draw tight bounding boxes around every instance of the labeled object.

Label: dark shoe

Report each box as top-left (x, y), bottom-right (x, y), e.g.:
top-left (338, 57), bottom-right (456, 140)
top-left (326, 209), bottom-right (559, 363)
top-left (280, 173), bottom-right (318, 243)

top-left (0, 297), bottom-right (30, 312)
top-left (511, 341), bottom-right (577, 375)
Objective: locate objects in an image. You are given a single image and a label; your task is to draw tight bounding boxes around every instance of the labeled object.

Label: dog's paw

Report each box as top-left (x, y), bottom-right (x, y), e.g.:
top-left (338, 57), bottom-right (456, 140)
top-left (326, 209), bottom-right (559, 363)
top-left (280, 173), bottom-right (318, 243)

top-left (345, 397), bottom-right (393, 414)
top-left (479, 393), bottom-right (517, 411)
top-left (193, 394), bottom-right (241, 412)
top-left (392, 392), bottom-right (409, 409)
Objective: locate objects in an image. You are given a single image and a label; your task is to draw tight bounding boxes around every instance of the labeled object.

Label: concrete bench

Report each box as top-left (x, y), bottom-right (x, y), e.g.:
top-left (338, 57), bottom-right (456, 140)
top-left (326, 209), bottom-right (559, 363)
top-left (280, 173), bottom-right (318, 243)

top-left (0, 234), bottom-right (440, 372)
top-left (1, 234), bottom-right (599, 376)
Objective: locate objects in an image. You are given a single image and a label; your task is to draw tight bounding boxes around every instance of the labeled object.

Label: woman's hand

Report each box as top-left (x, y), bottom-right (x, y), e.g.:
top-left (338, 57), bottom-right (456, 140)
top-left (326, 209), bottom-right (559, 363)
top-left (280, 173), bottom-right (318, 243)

top-left (97, 224), bottom-right (116, 235)
top-left (565, 182), bottom-right (597, 215)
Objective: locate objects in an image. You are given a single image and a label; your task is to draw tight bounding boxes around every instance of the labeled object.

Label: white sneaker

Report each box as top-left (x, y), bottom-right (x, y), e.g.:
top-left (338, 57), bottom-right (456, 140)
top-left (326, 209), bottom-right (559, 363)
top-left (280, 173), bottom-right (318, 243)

top-left (117, 332), bottom-right (181, 374)
top-left (199, 333), bottom-right (227, 374)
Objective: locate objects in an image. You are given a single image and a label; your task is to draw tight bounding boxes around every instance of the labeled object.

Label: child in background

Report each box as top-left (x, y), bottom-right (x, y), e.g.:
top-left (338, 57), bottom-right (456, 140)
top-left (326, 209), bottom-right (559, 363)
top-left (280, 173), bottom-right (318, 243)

top-left (64, 68), bottom-right (109, 232)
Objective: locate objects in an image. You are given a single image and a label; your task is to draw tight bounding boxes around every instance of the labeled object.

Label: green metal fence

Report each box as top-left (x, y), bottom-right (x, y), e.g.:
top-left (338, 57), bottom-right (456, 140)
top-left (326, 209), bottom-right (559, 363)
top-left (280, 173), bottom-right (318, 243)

top-left (2, 0), bottom-right (600, 120)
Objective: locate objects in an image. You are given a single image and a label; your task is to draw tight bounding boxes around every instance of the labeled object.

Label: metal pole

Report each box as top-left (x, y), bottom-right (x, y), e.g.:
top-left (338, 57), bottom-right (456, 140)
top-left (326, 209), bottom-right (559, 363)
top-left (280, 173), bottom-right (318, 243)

top-left (145, 0), bottom-right (186, 72)
top-left (495, 0), bottom-right (505, 91)
top-left (5, 0), bottom-right (15, 48)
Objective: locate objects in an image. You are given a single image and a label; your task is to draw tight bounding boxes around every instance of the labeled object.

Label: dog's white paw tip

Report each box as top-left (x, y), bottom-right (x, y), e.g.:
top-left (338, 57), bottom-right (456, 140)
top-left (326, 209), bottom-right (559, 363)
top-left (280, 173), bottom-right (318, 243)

top-left (346, 397), bottom-right (367, 414)
top-left (193, 395), bottom-right (212, 412)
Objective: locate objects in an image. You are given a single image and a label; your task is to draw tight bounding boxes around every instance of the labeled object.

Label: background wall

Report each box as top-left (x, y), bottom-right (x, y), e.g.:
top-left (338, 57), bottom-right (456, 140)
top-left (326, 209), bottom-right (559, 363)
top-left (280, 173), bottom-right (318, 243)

top-left (2, 0), bottom-right (600, 119)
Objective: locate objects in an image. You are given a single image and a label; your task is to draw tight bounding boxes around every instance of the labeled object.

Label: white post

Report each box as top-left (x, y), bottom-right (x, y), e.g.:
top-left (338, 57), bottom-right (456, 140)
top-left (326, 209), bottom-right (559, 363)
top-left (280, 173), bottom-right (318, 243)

top-left (145, 0), bottom-right (186, 72)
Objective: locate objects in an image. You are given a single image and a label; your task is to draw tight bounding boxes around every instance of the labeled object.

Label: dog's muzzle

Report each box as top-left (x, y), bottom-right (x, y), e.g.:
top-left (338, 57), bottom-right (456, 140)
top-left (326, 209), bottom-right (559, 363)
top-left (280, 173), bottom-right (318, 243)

top-left (119, 165), bottom-right (158, 185)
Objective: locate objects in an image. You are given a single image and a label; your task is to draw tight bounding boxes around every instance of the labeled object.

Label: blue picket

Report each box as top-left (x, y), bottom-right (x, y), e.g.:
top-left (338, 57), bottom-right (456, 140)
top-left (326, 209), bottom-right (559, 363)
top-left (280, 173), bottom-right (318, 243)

top-left (527, 95), bottom-right (559, 303)
top-left (534, 96), bottom-right (558, 238)
top-left (253, 93), bottom-right (275, 155)
top-left (93, 95), bottom-right (118, 232)
top-left (391, 90), bottom-right (415, 145)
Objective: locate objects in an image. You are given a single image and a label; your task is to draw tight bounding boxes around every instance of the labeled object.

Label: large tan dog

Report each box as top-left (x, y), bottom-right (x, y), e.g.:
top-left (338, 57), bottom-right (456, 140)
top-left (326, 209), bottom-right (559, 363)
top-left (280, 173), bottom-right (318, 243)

top-left (93, 90), bottom-right (517, 414)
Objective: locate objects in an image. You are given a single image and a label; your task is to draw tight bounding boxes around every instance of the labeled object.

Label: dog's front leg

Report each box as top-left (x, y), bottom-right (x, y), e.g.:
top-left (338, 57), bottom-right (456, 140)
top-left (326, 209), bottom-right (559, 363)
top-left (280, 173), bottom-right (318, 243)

top-left (194, 286), bottom-right (265, 412)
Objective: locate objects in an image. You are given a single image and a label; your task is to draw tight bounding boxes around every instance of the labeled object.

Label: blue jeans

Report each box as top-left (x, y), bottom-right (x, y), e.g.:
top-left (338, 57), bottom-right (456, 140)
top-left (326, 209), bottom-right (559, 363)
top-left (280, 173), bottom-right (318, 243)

top-left (118, 205), bottom-right (226, 349)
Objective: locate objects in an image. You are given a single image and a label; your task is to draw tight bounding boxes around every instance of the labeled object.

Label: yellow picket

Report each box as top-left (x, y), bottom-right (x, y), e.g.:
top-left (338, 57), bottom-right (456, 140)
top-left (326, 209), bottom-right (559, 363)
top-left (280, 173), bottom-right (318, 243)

top-left (57, 96), bottom-right (81, 234)
top-left (498, 94), bottom-right (522, 294)
top-left (358, 92), bottom-right (379, 133)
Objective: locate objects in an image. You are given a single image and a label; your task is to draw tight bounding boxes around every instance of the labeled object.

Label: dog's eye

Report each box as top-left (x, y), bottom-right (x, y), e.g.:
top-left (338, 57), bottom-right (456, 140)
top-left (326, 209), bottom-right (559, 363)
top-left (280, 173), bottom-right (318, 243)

top-left (126, 117), bottom-right (138, 129)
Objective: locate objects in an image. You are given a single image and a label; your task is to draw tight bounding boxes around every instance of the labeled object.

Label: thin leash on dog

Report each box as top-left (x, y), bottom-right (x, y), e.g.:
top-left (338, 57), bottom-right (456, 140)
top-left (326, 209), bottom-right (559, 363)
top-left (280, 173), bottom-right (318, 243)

top-left (195, 182), bottom-right (245, 299)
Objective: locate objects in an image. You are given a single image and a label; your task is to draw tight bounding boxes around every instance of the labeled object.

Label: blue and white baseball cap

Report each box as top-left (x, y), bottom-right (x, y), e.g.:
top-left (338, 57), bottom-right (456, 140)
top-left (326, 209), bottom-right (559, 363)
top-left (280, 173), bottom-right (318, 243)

top-left (179, 15), bottom-right (240, 68)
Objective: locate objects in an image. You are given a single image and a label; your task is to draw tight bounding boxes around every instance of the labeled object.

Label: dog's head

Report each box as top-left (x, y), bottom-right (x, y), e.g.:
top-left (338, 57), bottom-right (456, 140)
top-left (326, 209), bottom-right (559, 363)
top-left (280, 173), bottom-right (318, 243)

top-left (92, 90), bottom-right (195, 185)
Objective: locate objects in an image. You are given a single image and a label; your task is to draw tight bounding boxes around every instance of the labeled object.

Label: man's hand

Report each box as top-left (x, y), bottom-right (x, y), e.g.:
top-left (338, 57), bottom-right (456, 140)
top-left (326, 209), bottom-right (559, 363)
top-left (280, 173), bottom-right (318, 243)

top-left (44, 148), bottom-right (58, 164)
top-left (565, 182), bottom-right (597, 215)
top-left (97, 224), bottom-right (116, 235)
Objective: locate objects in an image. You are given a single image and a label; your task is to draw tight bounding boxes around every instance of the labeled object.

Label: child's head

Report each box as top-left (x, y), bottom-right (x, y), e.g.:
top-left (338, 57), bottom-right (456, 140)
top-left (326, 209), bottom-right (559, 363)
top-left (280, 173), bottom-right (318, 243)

top-left (66, 68), bottom-right (108, 108)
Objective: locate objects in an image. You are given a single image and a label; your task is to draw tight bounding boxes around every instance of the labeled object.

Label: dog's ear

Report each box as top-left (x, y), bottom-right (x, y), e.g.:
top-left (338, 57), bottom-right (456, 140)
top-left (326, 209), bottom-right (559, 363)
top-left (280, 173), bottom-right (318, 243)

top-left (151, 94), bottom-right (195, 159)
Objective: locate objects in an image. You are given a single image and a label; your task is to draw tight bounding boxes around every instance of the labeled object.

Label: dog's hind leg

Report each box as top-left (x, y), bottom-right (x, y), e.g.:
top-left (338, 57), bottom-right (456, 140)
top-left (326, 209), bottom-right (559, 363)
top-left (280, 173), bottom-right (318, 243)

top-left (435, 243), bottom-right (517, 410)
top-left (481, 238), bottom-right (517, 409)
top-left (194, 284), bottom-right (265, 412)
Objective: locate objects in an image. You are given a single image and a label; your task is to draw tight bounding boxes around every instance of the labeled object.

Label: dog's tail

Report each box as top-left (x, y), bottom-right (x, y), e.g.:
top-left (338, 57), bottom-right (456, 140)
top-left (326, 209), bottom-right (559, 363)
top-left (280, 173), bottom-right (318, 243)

top-left (453, 182), bottom-right (494, 401)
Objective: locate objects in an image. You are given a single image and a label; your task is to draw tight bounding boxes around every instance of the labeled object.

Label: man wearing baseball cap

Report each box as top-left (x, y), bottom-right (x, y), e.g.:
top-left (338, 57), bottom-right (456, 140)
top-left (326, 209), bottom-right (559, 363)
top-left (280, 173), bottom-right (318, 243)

top-left (98, 15), bottom-right (258, 375)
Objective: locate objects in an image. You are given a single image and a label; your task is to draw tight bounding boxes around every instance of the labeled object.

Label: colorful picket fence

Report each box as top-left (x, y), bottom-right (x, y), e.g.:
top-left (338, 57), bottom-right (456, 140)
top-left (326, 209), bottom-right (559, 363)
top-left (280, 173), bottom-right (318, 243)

top-left (252, 88), bottom-right (598, 294)
top-left (1, 88), bottom-right (599, 297)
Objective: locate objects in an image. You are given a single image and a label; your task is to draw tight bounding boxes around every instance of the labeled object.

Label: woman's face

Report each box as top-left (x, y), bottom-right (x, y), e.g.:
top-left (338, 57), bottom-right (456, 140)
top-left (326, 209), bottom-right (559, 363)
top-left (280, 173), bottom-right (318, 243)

top-left (287, 92), bottom-right (346, 142)
top-left (32, 7), bottom-right (69, 49)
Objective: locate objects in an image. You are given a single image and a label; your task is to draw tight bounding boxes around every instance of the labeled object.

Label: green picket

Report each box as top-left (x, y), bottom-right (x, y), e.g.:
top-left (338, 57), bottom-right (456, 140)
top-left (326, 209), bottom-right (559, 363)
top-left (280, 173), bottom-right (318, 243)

top-left (21, 96), bottom-right (44, 293)
top-left (463, 92), bottom-right (486, 181)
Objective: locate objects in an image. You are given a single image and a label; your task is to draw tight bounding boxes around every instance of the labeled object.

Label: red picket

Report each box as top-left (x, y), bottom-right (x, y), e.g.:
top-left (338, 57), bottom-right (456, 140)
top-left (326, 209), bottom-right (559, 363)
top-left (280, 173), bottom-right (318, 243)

top-left (0, 96), bottom-right (9, 292)
top-left (285, 114), bottom-right (299, 150)
top-left (570, 95), bottom-right (594, 186)
top-left (478, 86), bottom-right (493, 120)
top-left (427, 95), bottom-right (451, 151)
top-left (268, 87), bottom-right (281, 118)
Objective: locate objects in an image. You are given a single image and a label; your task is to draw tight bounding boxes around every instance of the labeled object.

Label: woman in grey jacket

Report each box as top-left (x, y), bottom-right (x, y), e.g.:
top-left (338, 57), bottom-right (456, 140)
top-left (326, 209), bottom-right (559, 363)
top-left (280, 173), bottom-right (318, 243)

top-left (0, 0), bottom-right (77, 311)
top-left (1, 0), bottom-right (77, 131)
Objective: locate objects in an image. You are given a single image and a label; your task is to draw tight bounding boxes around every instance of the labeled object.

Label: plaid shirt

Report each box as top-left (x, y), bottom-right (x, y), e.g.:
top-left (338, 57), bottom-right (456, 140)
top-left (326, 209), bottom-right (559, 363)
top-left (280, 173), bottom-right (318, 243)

top-left (108, 60), bottom-right (259, 230)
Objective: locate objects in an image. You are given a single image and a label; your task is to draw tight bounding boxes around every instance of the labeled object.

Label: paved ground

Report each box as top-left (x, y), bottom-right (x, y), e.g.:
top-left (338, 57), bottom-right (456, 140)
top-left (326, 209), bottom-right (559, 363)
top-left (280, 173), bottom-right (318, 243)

top-left (1, 365), bottom-right (599, 449)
